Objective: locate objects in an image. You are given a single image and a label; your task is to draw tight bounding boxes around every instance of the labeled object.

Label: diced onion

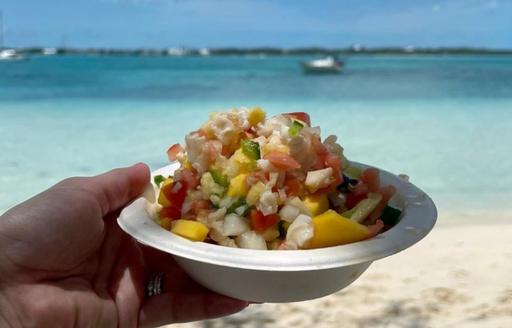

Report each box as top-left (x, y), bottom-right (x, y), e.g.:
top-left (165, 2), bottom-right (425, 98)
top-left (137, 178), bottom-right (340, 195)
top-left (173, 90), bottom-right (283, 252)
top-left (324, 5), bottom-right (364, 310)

top-left (285, 214), bottom-right (314, 249)
top-left (223, 213), bottom-right (250, 236)
top-left (279, 204), bottom-right (300, 222)
top-left (236, 231), bottom-right (267, 250)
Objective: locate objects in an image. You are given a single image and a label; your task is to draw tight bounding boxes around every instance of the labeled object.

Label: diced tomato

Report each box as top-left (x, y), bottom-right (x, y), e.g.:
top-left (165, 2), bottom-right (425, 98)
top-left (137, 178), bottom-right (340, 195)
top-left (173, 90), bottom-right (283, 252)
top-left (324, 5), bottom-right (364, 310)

top-left (250, 209), bottom-right (279, 232)
top-left (283, 112), bottom-right (311, 126)
top-left (311, 136), bottom-right (329, 159)
top-left (366, 219), bottom-right (384, 239)
top-left (162, 181), bottom-right (188, 209)
top-left (205, 140), bottom-right (223, 162)
top-left (264, 151), bottom-right (301, 170)
top-left (345, 191), bottom-right (368, 210)
top-left (159, 205), bottom-right (182, 220)
top-left (167, 143), bottom-right (183, 161)
top-left (189, 199), bottom-right (211, 216)
top-left (245, 171), bottom-right (267, 187)
top-left (196, 129), bottom-right (208, 138)
top-left (324, 153), bottom-right (342, 185)
top-left (243, 131), bottom-right (256, 139)
top-left (193, 199), bottom-right (211, 210)
top-left (178, 168), bottom-right (199, 189)
top-left (310, 155), bottom-right (325, 170)
top-left (352, 181), bottom-right (369, 196)
top-left (368, 185), bottom-right (396, 222)
top-left (283, 176), bottom-right (302, 197)
top-left (264, 171), bottom-right (270, 181)
top-left (361, 168), bottom-right (380, 192)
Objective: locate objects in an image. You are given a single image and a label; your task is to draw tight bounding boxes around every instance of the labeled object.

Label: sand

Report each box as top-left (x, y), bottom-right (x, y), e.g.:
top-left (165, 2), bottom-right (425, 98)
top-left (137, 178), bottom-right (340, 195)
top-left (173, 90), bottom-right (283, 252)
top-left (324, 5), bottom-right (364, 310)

top-left (167, 221), bottom-right (512, 328)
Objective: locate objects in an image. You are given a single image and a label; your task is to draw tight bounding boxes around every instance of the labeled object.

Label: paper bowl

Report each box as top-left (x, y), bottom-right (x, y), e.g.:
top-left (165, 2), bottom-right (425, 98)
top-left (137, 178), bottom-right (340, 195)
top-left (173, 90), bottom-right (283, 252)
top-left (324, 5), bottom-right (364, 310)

top-left (118, 162), bottom-right (437, 303)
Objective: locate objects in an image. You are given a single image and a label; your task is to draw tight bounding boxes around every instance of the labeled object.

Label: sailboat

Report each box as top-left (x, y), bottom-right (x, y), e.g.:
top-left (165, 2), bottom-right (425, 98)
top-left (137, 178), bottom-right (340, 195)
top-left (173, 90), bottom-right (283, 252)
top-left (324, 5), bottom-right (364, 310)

top-left (0, 10), bottom-right (26, 61)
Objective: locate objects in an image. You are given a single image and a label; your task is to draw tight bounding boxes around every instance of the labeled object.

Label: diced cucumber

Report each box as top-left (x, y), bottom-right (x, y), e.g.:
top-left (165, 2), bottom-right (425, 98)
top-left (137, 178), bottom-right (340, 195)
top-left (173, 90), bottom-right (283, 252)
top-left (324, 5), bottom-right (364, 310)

top-left (381, 206), bottom-right (402, 226)
top-left (344, 164), bottom-right (364, 179)
top-left (342, 192), bottom-right (382, 223)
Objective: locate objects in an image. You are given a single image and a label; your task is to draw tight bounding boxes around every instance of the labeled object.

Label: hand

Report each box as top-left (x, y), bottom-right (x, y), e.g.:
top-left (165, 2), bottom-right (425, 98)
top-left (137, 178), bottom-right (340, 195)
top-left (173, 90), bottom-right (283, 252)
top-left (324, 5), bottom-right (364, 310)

top-left (0, 163), bottom-right (248, 328)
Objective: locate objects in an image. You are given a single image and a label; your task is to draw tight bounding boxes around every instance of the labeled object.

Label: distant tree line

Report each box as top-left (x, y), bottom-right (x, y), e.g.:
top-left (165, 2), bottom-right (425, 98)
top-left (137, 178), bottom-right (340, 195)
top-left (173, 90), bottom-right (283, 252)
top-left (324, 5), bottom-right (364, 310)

top-left (13, 46), bottom-right (512, 56)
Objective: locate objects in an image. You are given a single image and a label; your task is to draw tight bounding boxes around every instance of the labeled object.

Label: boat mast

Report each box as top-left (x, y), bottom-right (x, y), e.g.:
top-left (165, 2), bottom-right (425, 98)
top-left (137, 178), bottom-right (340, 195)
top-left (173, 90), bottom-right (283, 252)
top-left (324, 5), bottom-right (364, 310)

top-left (0, 10), bottom-right (4, 49)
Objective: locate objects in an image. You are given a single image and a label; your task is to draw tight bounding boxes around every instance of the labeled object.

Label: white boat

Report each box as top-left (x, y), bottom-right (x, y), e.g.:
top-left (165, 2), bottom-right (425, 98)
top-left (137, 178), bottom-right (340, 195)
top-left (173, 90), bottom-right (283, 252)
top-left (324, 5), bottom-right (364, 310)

top-left (0, 49), bottom-right (25, 61)
top-left (301, 56), bottom-right (343, 74)
top-left (43, 47), bottom-right (57, 55)
top-left (198, 48), bottom-right (210, 56)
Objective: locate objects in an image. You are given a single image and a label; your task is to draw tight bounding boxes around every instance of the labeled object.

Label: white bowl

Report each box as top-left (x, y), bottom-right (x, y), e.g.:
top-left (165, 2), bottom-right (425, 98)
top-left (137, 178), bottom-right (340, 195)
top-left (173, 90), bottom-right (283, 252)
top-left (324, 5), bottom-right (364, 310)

top-left (118, 162), bottom-right (437, 303)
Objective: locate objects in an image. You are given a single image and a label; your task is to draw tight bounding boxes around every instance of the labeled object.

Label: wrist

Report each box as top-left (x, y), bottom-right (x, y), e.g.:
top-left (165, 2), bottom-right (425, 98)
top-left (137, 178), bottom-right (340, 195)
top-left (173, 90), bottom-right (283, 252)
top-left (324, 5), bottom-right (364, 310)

top-left (0, 289), bottom-right (21, 328)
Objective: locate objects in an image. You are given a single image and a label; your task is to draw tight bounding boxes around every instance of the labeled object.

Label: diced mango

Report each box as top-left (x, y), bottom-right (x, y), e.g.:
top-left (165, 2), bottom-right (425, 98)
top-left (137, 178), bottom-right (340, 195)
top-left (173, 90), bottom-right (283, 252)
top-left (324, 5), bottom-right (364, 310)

top-left (159, 218), bottom-right (174, 231)
top-left (157, 179), bottom-right (174, 207)
top-left (227, 174), bottom-right (249, 198)
top-left (248, 107), bottom-right (266, 126)
top-left (262, 143), bottom-right (290, 156)
top-left (171, 219), bottom-right (210, 241)
top-left (303, 193), bottom-right (329, 216)
top-left (308, 210), bottom-right (370, 248)
top-left (246, 181), bottom-right (266, 205)
top-left (232, 149), bottom-right (256, 173)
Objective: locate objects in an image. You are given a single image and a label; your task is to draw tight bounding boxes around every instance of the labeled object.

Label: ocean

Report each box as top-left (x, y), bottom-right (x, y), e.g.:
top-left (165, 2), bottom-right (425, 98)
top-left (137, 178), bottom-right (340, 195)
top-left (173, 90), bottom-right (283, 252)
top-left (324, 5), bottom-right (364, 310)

top-left (1, 54), bottom-right (512, 221)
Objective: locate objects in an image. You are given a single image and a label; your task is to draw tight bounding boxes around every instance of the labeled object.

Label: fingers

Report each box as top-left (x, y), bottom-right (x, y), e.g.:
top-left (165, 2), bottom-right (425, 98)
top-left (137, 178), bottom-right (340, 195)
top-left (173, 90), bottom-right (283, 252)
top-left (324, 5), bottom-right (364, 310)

top-left (109, 236), bottom-right (146, 328)
top-left (140, 246), bottom-right (208, 293)
top-left (139, 291), bottom-right (249, 327)
top-left (139, 246), bottom-right (248, 327)
top-left (84, 163), bottom-right (150, 216)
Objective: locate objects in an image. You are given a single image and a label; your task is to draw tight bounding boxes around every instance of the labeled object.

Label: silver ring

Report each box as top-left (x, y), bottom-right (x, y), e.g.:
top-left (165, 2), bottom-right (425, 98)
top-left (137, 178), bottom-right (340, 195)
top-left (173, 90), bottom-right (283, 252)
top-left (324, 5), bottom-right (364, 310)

top-left (146, 273), bottom-right (164, 297)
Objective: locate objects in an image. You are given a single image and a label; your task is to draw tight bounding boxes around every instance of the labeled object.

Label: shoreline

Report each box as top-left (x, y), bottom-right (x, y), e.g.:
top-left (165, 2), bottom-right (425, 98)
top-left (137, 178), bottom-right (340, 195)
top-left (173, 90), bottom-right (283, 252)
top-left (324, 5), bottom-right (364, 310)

top-left (169, 221), bottom-right (512, 328)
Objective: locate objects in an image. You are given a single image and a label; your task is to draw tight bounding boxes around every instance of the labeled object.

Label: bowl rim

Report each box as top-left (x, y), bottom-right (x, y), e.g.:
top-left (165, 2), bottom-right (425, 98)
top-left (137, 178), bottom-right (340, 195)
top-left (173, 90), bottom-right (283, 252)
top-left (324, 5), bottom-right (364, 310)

top-left (118, 162), bottom-right (437, 271)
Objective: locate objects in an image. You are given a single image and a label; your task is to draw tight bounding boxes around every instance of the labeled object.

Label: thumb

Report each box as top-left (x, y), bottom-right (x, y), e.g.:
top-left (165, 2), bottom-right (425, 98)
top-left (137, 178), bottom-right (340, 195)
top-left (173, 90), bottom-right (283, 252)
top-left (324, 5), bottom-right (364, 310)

top-left (85, 162), bottom-right (150, 216)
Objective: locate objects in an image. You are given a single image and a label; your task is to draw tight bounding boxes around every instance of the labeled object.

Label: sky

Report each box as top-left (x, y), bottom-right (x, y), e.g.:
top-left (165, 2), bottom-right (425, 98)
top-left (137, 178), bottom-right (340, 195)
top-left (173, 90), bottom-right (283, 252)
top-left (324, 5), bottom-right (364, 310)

top-left (1, 0), bottom-right (511, 49)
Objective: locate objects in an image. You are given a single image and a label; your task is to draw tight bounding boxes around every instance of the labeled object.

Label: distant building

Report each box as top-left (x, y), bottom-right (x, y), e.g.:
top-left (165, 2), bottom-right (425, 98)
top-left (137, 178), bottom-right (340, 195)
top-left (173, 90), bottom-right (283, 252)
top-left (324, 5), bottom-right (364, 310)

top-left (43, 48), bottom-right (57, 55)
top-left (351, 44), bottom-right (363, 52)
top-left (199, 48), bottom-right (210, 56)
top-left (167, 47), bottom-right (186, 56)
top-left (404, 45), bottom-right (415, 53)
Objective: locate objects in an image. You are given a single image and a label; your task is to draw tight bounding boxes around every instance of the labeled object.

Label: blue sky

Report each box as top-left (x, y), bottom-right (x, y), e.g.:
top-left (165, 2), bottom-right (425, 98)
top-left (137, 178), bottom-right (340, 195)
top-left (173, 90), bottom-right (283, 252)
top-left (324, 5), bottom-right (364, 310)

top-left (1, 0), bottom-right (511, 48)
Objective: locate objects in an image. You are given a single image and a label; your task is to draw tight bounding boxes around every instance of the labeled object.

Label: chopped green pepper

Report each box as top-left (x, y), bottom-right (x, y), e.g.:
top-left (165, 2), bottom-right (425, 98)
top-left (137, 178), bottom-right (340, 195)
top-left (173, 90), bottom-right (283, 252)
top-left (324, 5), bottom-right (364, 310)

top-left (241, 139), bottom-right (261, 160)
top-left (227, 198), bottom-right (249, 216)
top-left (381, 205), bottom-right (402, 226)
top-left (288, 120), bottom-right (304, 136)
top-left (210, 169), bottom-right (229, 187)
top-left (153, 175), bottom-right (165, 187)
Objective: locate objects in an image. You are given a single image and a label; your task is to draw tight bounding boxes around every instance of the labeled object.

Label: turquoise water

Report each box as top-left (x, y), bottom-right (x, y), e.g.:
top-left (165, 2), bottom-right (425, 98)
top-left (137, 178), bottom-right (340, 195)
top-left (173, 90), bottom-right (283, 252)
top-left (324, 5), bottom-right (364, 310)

top-left (1, 55), bottom-right (512, 220)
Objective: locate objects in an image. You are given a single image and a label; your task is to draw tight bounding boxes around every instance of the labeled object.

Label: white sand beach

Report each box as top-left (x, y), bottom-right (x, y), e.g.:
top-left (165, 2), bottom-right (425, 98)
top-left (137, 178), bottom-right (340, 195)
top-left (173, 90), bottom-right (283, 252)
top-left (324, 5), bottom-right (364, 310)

top-left (169, 220), bottom-right (512, 328)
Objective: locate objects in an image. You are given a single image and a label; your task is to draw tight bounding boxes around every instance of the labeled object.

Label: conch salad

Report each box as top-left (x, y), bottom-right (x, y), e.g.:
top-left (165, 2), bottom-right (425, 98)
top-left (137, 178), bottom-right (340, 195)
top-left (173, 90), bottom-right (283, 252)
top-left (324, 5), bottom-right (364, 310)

top-left (148, 108), bottom-right (403, 250)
